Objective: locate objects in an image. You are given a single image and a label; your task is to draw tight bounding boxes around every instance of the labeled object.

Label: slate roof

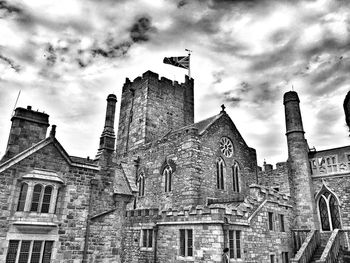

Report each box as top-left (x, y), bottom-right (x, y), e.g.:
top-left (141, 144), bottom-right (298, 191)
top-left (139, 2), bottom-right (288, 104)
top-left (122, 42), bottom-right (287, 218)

top-left (120, 162), bottom-right (138, 192)
top-left (113, 166), bottom-right (133, 195)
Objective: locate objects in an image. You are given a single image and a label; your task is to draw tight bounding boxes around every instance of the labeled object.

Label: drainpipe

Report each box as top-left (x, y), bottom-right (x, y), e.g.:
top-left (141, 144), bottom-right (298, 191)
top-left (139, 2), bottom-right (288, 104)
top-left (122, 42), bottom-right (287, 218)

top-left (82, 179), bottom-right (98, 263)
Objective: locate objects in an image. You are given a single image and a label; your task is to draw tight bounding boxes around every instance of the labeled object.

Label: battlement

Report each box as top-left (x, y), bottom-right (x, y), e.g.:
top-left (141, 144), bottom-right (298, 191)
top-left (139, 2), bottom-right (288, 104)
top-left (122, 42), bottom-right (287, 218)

top-left (124, 184), bottom-right (292, 226)
top-left (122, 70), bottom-right (193, 93)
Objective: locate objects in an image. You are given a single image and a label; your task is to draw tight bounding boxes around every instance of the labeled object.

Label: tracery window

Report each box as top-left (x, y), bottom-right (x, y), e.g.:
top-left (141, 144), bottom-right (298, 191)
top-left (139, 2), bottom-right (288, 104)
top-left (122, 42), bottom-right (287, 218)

top-left (163, 166), bottom-right (172, 192)
top-left (318, 190), bottom-right (341, 231)
top-left (138, 173), bottom-right (145, 197)
top-left (232, 163), bottom-right (240, 192)
top-left (216, 158), bottom-right (225, 190)
top-left (220, 137), bottom-right (234, 158)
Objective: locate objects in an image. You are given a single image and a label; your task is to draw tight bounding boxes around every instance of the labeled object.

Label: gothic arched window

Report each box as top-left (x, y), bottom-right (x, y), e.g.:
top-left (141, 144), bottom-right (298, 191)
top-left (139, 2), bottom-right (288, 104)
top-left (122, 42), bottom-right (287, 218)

top-left (232, 163), bottom-right (240, 192)
top-left (216, 158), bottom-right (225, 190)
top-left (138, 173), bottom-right (145, 197)
top-left (17, 183), bottom-right (28, 211)
top-left (318, 190), bottom-right (341, 231)
top-left (163, 166), bottom-right (172, 192)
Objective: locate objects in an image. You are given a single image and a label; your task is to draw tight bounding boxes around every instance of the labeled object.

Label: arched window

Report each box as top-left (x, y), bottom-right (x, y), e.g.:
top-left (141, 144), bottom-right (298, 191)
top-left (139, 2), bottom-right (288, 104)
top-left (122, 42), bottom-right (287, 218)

top-left (318, 190), bottom-right (341, 231)
top-left (41, 186), bottom-right (52, 213)
top-left (163, 166), bottom-right (172, 192)
top-left (30, 184), bottom-right (53, 213)
top-left (138, 173), bottom-right (145, 197)
top-left (17, 183), bottom-right (28, 211)
top-left (216, 158), bottom-right (225, 190)
top-left (30, 184), bottom-right (43, 212)
top-left (232, 163), bottom-right (240, 192)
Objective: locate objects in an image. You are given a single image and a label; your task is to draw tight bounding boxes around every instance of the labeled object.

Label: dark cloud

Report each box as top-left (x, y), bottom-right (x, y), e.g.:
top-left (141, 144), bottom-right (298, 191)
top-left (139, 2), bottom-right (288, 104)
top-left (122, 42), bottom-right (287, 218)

top-left (0, 1), bottom-right (22, 17)
top-left (177, 0), bottom-right (187, 8)
top-left (130, 16), bottom-right (156, 43)
top-left (0, 54), bottom-right (21, 72)
top-left (91, 15), bottom-right (156, 59)
top-left (212, 70), bottom-right (225, 84)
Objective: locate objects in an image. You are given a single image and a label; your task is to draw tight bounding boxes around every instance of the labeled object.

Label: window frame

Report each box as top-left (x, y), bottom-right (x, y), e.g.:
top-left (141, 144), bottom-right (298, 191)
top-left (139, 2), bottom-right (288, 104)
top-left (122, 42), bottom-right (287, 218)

top-left (138, 173), bottom-right (145, 197)
top-left (140, 229), bottom-right (153, 250)
top-left (317, 190), bottom-right (341, 231)
top-left (281, 251), bottom-right (289, 263)
top-left (216, 158), bottom-right (225, 190)
top-left (232, 162), bottom-right (240, 192)
top-left (268, 212), bottom-right (274, 231)
top-left (163, 166), bottom-right (172, 193)
top-left (16, 181), bottom-right (60, 215)
top-left (279, 214), bottom-right (285, 232)
top-left (5, 240), bottom-right (54, 263)
top-left (227, 229), bottom-right (242, 259)
top-left (179, 229), bottom-right (193, 258)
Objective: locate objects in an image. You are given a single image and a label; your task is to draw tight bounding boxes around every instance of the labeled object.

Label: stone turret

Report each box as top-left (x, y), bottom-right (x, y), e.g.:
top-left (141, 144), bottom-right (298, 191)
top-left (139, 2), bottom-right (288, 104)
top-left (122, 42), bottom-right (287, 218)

top-left (95, 94), bottom-right (117, 161)
top-left (284, 91), bottom-right (318, 229)
top-left (1, 106), bottom-right (49, 162)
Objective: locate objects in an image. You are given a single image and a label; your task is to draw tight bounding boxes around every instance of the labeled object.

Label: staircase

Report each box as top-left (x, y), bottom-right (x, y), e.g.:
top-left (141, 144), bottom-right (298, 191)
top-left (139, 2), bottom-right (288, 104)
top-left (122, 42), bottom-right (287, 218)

top-left (309, 246), bottom-right (325, 263)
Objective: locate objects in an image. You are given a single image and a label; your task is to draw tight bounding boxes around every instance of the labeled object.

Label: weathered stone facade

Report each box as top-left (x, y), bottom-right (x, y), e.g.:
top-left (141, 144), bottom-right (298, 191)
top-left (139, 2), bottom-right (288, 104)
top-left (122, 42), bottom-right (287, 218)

top-left (0, 70), bottom-right (349, 262)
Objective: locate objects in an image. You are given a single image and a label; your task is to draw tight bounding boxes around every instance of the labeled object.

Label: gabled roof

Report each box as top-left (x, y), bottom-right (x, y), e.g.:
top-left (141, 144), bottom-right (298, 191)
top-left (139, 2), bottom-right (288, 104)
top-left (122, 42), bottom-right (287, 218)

top-left (0, 136), bottom-right (99, 173)
top-left (192, 113), bottom-right (223, 135)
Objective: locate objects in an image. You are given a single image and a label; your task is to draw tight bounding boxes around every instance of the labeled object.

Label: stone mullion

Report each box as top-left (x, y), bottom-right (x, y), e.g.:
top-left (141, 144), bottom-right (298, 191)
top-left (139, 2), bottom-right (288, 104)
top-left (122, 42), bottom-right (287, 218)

top-left (25, 182), bottom-right (34, 212)
top-left (326, 196), bottom-right (333, 231)
top-left (49, 186), bottom-right (58, 214)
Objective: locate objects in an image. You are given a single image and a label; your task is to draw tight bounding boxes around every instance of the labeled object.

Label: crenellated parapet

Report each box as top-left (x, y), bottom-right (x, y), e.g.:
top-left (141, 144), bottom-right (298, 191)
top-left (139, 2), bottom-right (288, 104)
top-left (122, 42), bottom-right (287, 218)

top-left (125, 184), bottom-right (292, 226)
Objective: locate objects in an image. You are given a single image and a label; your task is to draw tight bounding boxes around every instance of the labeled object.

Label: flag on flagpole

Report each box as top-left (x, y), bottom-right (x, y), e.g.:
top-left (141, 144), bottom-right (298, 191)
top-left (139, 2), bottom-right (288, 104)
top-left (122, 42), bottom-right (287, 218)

top-left (163, 56), bottom-right (190, 69)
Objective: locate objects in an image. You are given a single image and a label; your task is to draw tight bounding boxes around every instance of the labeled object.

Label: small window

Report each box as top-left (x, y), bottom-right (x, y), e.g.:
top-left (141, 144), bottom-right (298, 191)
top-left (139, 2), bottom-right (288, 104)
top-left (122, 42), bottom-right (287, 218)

top-left (216, 158), bottom-right (225, 190)
top-left (163, 166), bottom-right (172, 192)
top-left (270, 254), bottom-right (275, 263)
top-left (180, 229), bottom-right (193, 257)
top-left (6, 240), bottom-right (53, 263)
top-left (17, 183), bottom-right (28, 211)
top-left (141, 229), bottom-right (153, 248)
top-left (232, 163), bottom-right (240, 192)
top-left (268, 212), bottom-right (274, 231)
top-left (279, 214), bottom-right (285, 232)
top-left (228, 230), bottom-right (241, 259)
top-left (282, 252), bottom-right (289, 263)
top-left (138, 173), bottom-right (145, 197)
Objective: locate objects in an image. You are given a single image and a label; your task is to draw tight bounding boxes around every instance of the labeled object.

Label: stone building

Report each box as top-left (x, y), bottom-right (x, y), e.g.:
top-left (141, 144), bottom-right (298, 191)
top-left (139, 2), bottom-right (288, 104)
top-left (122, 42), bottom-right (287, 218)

top-left (0, 70), bottom-right (348, 262)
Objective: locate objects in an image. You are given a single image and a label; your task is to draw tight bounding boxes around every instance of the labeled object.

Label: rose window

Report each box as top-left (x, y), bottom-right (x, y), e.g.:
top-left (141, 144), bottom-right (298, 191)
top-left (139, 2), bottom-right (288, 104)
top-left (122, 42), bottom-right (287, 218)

top-left (220, 137), bottom-right (234, 157)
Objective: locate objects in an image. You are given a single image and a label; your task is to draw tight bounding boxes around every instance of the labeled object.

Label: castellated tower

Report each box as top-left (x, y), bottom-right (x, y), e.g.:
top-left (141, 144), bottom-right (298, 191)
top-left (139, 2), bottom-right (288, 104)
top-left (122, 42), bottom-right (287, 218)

top-left (284, 91), bottom-right (319, 229)
top-left (95, 94), bottom-right (117, 161)
top-left (1, 106), bottom-right (49, 162)
top-left (116, 71), bottom-right (194, 156)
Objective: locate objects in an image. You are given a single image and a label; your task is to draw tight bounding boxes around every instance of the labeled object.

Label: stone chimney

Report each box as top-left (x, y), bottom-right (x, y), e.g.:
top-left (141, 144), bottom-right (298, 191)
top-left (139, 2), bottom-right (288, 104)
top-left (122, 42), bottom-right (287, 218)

top-left (284, 91), bottom-right (318, 229)
top-left (95, 94), bottom-right (117, 161)
top-left (1, 106), bottom-right (49, 162)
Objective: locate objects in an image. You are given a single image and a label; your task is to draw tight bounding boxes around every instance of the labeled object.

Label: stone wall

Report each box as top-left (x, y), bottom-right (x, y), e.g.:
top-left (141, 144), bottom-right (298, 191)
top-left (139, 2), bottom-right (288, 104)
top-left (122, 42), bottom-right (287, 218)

top-left (197, 114), bottom-right (258, 203)
top-left (0, 142), bottom-right (126, 263)
top-left (116, 71), bottom-right (194, 156)
top-left (258, 162), bottom-right (291, 195)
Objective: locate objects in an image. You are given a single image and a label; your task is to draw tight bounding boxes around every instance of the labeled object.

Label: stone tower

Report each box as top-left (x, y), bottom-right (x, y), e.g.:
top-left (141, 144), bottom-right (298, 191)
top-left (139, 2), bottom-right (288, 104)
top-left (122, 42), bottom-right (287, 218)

top-left (1, 106), bottom-right (49, 162)
top-left (284, 91), bottom-right (318, 229)
top-left (95, 94), bottom-right (117, 161)
top-left (116, 71), bottom-right (194, 156)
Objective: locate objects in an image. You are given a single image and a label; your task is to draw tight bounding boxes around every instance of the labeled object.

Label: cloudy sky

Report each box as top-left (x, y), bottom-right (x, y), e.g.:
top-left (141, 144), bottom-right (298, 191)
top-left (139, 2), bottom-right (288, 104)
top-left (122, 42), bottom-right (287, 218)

top-left (0, 0), bottom-right (349, 166)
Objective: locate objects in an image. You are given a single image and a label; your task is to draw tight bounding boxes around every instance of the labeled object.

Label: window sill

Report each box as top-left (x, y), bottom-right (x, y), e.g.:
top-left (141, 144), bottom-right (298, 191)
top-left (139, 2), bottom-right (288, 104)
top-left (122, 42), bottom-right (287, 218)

top-left (177, 256), bottom-right (194, 261)
top-left (140, 247), bottom-right (153, 252)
